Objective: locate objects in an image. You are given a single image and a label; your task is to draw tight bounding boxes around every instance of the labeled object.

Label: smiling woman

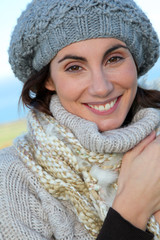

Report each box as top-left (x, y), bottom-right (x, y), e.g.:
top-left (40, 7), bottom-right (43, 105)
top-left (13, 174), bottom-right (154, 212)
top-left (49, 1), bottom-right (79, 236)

top-left (1, 0), bottom-right (160, 240)
top-left (46, 38), bottom-right (137, 132)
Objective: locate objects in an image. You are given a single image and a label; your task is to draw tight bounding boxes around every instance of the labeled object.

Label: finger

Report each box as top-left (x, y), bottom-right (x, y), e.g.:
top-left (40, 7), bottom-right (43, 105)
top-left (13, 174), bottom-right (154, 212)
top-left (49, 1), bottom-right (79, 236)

top-left (123, 131), bottom-right (156, 162)
top-left (133, 130), bottom-right (156, 153)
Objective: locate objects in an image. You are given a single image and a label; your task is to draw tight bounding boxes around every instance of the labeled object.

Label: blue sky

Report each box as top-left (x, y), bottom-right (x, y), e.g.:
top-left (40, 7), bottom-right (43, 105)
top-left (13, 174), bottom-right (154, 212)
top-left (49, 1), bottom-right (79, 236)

top-left (0, 0), bottom-right (160, 123)
top-left (0, 0), bottom-right (31, 80)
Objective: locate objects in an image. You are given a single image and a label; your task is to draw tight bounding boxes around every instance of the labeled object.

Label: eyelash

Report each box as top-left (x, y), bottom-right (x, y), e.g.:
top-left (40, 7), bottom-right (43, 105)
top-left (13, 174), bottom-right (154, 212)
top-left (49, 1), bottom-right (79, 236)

top-left (65, 65), bottom-right (82, 72)
top-left (106, 56), bottom-right (124, 64)
top-left (65, 56), bottom-right (124, 72)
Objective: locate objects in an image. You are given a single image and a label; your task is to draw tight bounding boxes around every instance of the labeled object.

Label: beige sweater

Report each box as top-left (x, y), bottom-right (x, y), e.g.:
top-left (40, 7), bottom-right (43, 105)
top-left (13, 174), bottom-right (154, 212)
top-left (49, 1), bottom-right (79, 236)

top-left (0, 146), bottom-right (93, 240)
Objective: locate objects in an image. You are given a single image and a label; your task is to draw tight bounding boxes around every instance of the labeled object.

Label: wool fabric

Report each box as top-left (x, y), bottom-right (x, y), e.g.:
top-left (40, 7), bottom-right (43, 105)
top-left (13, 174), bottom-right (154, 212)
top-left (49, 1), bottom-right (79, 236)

top-left (9, 0), bottom-right (159, 83)
top-left (0, 147), bottom-right (93, 240)
top-left (50, 95), bottom-right (160, 153)
top-left (13, 95), bottom-right (160, 238)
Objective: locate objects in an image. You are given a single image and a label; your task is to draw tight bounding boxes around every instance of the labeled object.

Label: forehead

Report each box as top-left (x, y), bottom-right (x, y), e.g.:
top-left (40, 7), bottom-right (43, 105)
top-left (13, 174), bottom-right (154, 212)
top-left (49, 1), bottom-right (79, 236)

top-left (56, 38), bottom-right (127, 56)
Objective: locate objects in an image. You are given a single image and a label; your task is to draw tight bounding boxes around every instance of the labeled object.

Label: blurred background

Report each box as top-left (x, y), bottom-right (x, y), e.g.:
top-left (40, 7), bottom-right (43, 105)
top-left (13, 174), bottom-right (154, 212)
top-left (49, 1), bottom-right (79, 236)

top-left (0, 0), bottom-right (160, 149)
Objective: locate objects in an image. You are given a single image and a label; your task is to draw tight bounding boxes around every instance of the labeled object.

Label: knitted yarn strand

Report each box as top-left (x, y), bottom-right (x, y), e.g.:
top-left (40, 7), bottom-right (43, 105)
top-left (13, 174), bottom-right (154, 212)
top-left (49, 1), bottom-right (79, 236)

top-left (14, 107), bottom-right (160, 238)
top-left (15, 111), bottom-right (104, 237)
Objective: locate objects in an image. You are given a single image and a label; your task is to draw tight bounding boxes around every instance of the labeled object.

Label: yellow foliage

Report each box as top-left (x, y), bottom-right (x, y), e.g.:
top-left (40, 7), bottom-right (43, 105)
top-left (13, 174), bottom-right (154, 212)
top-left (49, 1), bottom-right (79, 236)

top-left (0, 119), bottom-right (27, 149)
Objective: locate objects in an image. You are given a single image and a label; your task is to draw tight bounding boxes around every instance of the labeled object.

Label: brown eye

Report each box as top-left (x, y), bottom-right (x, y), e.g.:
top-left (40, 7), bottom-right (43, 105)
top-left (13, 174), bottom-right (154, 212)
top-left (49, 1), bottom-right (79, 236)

top-left (107, 56), bottom-right (123, 64)
top-left (66, 65), bottom-right (82, 72)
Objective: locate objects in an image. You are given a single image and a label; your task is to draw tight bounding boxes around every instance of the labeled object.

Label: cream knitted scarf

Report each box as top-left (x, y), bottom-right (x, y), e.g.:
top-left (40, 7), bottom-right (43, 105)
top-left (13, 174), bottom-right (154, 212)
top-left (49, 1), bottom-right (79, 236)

top-left (14, 95), bottom-right (160, 238)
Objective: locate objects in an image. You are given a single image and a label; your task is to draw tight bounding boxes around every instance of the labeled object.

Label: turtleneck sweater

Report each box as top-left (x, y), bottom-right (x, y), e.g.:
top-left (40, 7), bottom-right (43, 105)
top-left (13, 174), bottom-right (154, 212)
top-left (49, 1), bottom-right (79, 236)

top-left (1, 95), bottom-right (159, 239)
top-left (0, 146), bottom-right (153, 239)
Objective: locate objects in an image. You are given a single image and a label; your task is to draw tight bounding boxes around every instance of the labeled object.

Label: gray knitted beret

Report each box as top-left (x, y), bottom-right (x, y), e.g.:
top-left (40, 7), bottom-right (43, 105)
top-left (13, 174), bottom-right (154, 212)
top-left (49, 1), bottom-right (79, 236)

top-left (9, 0), bottom-right (159, 83)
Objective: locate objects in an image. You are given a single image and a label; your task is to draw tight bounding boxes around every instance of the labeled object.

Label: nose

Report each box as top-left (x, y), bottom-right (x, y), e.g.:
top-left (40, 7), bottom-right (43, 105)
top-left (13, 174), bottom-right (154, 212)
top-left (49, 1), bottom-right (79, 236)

top-left (88, 68), bottom-right (114, 97)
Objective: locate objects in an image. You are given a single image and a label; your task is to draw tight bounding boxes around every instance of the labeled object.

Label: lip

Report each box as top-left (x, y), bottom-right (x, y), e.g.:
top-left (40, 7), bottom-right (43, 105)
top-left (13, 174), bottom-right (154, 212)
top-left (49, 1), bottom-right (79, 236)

top-left (84, 96), bottom-right (121, 115)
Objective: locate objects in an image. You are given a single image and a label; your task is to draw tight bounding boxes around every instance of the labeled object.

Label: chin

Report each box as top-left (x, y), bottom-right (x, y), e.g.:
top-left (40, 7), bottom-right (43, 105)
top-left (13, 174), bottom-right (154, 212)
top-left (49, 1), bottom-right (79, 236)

top-left (97, 120), bottom-right (124, 132)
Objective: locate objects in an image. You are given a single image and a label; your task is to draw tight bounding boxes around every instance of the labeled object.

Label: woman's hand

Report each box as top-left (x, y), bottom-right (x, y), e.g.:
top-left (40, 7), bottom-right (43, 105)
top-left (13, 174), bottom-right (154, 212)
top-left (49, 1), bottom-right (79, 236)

top-left (112, 131), bottom-right (160, 230)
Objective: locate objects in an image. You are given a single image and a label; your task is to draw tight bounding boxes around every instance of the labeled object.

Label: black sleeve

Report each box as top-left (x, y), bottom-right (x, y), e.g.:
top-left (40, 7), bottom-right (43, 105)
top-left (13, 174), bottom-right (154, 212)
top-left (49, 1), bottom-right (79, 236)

top-left (96, 208), bottom-right (154, 240)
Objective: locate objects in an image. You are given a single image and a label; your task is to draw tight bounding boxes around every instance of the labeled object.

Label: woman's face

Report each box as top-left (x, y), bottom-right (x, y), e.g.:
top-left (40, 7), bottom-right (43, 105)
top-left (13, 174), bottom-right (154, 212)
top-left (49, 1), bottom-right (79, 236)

top-left (46, 38), bottom-right (137, 132)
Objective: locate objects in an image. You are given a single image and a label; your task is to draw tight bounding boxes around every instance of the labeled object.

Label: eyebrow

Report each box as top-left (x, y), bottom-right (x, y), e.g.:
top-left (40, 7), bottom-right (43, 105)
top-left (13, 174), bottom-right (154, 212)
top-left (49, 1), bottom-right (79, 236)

top-left (102, 44), bottom-right (129, 62)
top-left (58, 55), bottom-right (87, 63)
top-left (58, 44), bottom-right (129, 64)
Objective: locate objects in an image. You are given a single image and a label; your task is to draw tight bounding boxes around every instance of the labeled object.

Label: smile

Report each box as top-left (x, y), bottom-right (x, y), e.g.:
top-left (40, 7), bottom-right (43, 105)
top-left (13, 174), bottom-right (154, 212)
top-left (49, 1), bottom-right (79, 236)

top-left (87, 98), bottom-right (117, 112)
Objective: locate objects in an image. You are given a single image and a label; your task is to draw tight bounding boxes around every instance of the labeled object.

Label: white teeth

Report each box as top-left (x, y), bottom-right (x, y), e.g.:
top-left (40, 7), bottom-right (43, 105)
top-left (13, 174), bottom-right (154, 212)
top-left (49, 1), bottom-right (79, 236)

top-left (94, 106), bottom-right (99, 110)
top-left (105, 103), bottom-right (110, 111)
top-left (99, 105), bottom-right (105, 111)
top-left (88, 98), bottom-right (117, 112)
top-left (110, 101), bottom-right (114, 108)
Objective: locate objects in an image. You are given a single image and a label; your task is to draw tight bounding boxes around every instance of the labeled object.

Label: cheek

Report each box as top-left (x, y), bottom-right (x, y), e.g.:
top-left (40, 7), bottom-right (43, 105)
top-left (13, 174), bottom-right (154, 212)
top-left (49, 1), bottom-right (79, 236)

top-left (119, 63), bottom-right (137, 89)
top-left (53, 76), bottom-right (83, 101)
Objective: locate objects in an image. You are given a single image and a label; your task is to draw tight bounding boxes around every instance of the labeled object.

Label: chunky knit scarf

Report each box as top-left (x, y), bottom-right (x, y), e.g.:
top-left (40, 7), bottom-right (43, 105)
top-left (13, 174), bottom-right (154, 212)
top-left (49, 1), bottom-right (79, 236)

top-left (14, 95), bottom-right (160, 238)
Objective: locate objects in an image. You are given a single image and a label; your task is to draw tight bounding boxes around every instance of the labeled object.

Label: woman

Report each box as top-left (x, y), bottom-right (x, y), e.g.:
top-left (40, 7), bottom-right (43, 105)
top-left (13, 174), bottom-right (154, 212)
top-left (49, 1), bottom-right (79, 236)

top-left (1, 0), bottom-right (160, 239)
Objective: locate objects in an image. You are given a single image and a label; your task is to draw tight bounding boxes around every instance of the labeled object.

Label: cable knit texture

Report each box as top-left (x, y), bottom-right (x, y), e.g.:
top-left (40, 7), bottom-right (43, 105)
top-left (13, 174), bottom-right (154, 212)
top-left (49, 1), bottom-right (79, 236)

top-left (0, 147), bottom-right (93, 240)
top-left (8, 0), bottom-right (159, 83)
top-left (9, 95), bottom-right (160, 238)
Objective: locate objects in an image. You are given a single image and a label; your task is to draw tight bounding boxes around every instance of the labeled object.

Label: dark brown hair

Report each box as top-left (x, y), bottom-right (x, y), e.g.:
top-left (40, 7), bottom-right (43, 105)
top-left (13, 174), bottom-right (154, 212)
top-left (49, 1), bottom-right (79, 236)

top-left (20, 63), bottom-right (54, 116)
top-left (20, 65), bottom-right (160, 125)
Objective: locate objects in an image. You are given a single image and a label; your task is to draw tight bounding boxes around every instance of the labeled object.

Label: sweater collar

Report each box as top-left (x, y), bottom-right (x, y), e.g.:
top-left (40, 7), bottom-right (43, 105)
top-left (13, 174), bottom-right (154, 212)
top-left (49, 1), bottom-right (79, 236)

top-left (49, 95), bottom-right (160, 153)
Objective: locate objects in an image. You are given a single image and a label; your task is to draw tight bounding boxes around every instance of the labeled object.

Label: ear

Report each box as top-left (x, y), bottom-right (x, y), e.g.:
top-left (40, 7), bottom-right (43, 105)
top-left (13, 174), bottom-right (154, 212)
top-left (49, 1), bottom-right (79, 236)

top-left (45, 77), bottom-right (56, 91)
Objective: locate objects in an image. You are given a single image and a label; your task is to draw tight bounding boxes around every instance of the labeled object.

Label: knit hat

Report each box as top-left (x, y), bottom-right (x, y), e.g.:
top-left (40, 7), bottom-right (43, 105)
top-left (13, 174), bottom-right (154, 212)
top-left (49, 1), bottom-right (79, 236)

top-left (9, 0), bottom-right (159, 83)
